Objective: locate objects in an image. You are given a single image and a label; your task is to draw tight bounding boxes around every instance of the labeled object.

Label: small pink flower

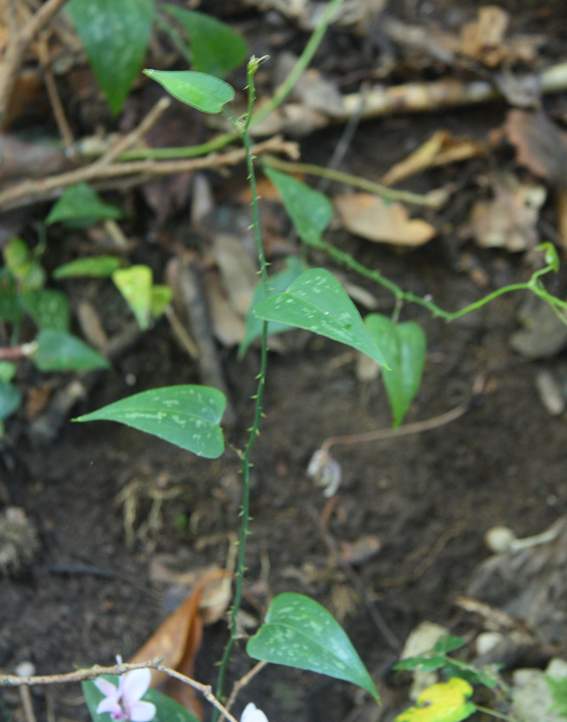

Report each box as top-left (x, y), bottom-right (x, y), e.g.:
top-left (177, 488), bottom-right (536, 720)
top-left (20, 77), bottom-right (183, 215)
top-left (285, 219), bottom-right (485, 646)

top-left (241, 703), bottom-right (268, 722)
top-left (94, 667), bottom-right (156, 722)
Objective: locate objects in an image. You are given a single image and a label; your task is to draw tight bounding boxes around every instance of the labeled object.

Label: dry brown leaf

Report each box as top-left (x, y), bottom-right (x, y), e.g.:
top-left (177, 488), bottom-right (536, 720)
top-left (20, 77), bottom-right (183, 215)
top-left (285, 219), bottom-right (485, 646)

top-left (382, 130), bottom-right (486, 186)
top-left (130, 567), bottom-right (227, 717)
top-left (213, 234), bottom-right (256, 316)
top-left (335, 193), bottom-right (436, 247)
top-left (470, 174), bottom-right (545, 252)
top-left (339, 534), bottom-right (382, 564)
top-left (205, 272), bottom-right (246, 347)
top-left (557, 188), bottom-right (567, 254)
top-left (505, 110), bottom-right (567, 186)
top-left (460, 6), bottom-right (509, 66)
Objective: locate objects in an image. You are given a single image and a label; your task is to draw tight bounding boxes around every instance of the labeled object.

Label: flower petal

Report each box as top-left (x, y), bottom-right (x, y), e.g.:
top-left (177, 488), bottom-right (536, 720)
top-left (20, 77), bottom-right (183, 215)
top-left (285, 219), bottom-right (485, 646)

top-left (121, 668), bottom-right (151, 703)
top-left (241, 702), bottom-right (269, 722)
top-left (97, 697), bottom-right (122, 715)
top-left (94, 678), bottom-right (118, 698)
top-left (130, 701), bottom-right (156, 722)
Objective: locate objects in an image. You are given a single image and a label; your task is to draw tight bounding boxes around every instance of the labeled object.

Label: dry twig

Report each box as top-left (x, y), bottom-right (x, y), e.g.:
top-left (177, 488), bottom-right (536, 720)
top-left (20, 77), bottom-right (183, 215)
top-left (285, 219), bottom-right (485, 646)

top-left (0, 136), bottom-right (299, 210)
top-left (0, 659), bottom-right (238, 722)
top-left (0, 0), bottom-right (68, 123)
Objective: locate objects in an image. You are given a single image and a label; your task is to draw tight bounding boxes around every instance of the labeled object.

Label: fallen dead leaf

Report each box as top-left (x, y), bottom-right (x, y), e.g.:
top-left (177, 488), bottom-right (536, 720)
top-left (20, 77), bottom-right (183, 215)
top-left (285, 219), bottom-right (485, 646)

top-left (339, 534), bottom-right (382, 565)
top-left (505, 110), bottom-right (567, 186)
top-left (335, 193), bottom-right (436, 247)
top-left (458, 5), bottom-right (540, 66)
top-left (213, 233), bottom-right (256, 316)
top-left (382, 130), bottom-right (487, 186)
top-left (205, 271), bottom-right (246, 347)
top-left (469, 174), bottom-right (545, 252)
top-left (130, 567), bottom-right (228, 718)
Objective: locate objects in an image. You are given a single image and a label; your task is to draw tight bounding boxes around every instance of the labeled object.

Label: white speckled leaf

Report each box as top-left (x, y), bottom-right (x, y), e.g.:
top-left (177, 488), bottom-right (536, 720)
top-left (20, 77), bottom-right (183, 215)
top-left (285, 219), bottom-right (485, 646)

top-left (247, 593), bottom-right (380, 701)
top-left (253, 268), bottom-right (390, 368)
top-left (75, 385), bottom-right (226, 458)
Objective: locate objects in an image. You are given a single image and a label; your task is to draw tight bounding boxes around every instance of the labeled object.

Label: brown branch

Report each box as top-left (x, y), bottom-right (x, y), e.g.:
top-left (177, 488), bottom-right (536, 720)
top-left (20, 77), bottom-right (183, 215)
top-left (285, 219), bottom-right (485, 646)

top-left (225, 661), bottom-right (267, 713)
top-left (0, 659), bottom-right (238, 722)
top-left (0, 0), bottom-right (68, 123)
top-left (0, 136), bottom-right (300, 210)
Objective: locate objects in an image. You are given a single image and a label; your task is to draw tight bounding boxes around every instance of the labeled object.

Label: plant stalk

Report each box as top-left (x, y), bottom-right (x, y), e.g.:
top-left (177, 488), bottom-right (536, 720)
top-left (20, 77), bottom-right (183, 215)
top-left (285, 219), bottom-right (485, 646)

top-left (213, 58), bottom-right (270, 713)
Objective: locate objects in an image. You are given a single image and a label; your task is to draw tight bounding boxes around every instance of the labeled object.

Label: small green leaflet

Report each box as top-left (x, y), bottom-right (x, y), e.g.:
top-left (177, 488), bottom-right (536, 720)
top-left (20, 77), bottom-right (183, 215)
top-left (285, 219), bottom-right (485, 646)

top-left (67, 0), bottom-right (155, 114)
top-left (0, 362), bottom-right (16, 383)
top-left (253, 268), bottom-right (390, 368)
top-left (265, 167), bottom-right (332, 246)
top-left (163, 6), bottom-right (247, 77)
top-left (33, 330), bottom-right (109, 372)
top-left (4, 237), bottom-right (45, 291)
top-left (0, 382), bottom-right (21, 421)
top-left (75, 385), bottom-right (226, 458)
top-left (547, 675), bottom-right (567, 717)
top-left (365, 314), bottom-right (426, 427)
top-left (113, 266), bottom-right (152, 330)
top-left (21, 290), bottom-right (70, 331)
top-left (150, 285), bottom-right (172, 318)
top-left (247, 593), bottom-right (380, 702)
top-left (54, 256), bottom-right (123, 279)
top-left (239, 256), bottom-right (307, 358)
top-left (46, 183), bottom-right (122, 225)
top-left (83, 676), bottom-right (200, 722)
top-left (0, 270), bottom-right (21, 323)
top-left (144, 69), bottom-right (234, 114)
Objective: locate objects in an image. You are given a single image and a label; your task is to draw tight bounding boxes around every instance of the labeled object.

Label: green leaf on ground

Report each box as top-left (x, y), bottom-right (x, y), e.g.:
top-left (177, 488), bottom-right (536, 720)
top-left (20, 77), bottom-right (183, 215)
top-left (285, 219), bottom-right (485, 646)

top-left (239, 256), bottom-right (307, 358)
top-left (83, 676), bottom-right (200, 722)
top-left (0, 362), bottom-right (16, 383)
top-left (547, 675), bottom-right (567, 717)
top-left (150, 284), bottom-right (173, 318)
top-left (33, 330), bottom-right (109, 372)
top-left (46, 183), bottom-right (122, 225)
top-left (365, 314), bottom-right (426, 426)
top-left (0, 270), bottom-right (21, 323)
top-left (247, 592), bottom-right (380, 702)
top-left (265, 167), bottom-right (333, 245)
top-left (75, 385), bottom-right (226, 458)
top-left (4, 237), bottom-right (45, 291)
top-left (163, 6), bottom-right (247, 77)
top-left (21, 290), bottom-right (70, 331)
top-left (0, 382), bottom-right (21, 421)
top-left (67, 0), bottom-right (155, 114)
top-left (113, 266), bottom-right (153, 330)
top-left (395, 678), bottom-right (476, 722)
top-left (144, 69), bottom-right (234, 113)
top-left (54, 256), bottom-right (123, 279)
top-left (253, 268), bottom-right (390, 368)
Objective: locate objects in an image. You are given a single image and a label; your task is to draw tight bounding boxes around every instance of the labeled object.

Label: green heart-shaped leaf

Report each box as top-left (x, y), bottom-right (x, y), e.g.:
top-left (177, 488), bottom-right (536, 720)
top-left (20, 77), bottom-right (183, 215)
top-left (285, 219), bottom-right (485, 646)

top-left (365, 314), bottom-right (425, 426)
top-left (253, 268), bottom-right (390, 368)
top-left (247, 593), bottom-right (379, 702)
top-left (163, 6), bottom-right (247, 77)
top-left (144, 69), bottom-right (234, 114)
top-left (33, 330), bottom-right (109, 372)
top-left (75, 385), bottom-right (226, 458)
top-left (46, 183), bottom-right (121, 226)
top-left (67, 0), bottom-right (155, 114)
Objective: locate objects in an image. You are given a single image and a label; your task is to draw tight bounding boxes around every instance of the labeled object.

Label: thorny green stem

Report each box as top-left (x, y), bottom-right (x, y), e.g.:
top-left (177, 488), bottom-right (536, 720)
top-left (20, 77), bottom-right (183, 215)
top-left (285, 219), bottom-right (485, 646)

top-left (213, 58), bottom-right (270, 714)
top-left (309, 237), bottom-right (567, 321)
top-left (120, 0), bottom-right (343, 162)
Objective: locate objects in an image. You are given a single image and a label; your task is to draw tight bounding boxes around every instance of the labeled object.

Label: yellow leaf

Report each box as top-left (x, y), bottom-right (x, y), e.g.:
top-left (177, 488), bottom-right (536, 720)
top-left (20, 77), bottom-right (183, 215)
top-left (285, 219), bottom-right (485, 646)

top-left (395, 678), bottom-right (476, 722)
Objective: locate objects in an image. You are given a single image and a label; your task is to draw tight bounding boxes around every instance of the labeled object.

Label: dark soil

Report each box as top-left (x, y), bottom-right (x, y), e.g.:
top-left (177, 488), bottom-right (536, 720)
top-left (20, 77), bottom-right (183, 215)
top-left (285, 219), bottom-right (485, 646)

top-left (2, 2), bottom-right (567, 722)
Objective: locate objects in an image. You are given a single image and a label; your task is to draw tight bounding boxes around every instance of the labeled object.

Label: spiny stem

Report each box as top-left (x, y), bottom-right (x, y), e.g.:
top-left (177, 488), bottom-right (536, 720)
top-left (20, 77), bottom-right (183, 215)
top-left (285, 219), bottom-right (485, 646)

top-left (213, 58), bottom-right (269, 713)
